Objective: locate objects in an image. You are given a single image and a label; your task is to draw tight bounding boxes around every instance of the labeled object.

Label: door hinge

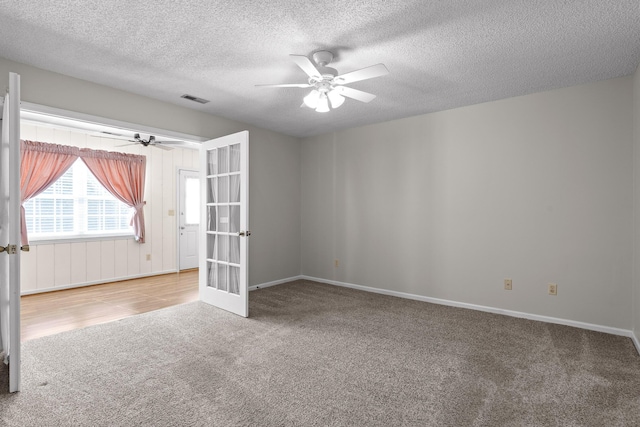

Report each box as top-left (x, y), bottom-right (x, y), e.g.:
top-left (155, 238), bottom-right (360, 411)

top-left (0, 244), bottom-right (18, 254)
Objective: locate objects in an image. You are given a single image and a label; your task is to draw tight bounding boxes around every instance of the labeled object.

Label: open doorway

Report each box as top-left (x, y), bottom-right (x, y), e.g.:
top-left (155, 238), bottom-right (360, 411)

top-left (18, 104), bottom-right (205, 340)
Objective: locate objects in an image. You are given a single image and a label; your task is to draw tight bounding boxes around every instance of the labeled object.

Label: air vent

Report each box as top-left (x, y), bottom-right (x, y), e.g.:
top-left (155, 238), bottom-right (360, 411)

top-left (181, 94), bottom-right (210, 104)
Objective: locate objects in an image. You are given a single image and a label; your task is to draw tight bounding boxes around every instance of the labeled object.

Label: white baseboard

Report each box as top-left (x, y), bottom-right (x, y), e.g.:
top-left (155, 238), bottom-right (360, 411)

top-left (21, 269), bottom-right (178, 295)
top-left (249, 275), bottom-right (304, 291)
top-left (300, 275), bottom-right (637, 343)
top-left (633, 331), bottom-right (640, 356)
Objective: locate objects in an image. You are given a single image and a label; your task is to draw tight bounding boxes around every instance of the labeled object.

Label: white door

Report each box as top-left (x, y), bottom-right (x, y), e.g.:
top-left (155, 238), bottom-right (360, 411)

top-left (199, 131), bottom-right (249, 317)
top-left (0, 72), bottom-right (21, 393)
top-left (178, 169), bottom-right (200, 270)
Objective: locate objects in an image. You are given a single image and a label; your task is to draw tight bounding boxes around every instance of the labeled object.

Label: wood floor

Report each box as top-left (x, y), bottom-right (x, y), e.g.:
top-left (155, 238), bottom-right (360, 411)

top-left (20, 270), bottom-right (199, 342)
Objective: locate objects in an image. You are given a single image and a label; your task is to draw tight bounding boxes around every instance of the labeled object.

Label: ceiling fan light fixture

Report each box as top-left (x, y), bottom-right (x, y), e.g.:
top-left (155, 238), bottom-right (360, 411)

top-left (328, 90), bottom-right (345, 109)
top-left (303, 89), bottom-right (321, 108)
top-left (315, 93), bottom-right (330, 113)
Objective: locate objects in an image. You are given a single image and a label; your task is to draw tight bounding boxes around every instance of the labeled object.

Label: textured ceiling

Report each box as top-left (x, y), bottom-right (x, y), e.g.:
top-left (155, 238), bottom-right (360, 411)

top-left (0, 1), bottom-right (639, 138)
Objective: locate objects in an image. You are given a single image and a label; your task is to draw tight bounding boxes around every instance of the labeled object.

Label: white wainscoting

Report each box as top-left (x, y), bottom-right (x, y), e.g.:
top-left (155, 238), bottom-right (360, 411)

top-left (20, 123), bottom-right (200, 294)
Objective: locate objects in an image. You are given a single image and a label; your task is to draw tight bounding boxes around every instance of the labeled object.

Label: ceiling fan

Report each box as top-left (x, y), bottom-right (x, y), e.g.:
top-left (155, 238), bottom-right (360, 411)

top-left (257, 51), bottom-right (389, 112)
top-left (92, 132), bottom-right (183, 150)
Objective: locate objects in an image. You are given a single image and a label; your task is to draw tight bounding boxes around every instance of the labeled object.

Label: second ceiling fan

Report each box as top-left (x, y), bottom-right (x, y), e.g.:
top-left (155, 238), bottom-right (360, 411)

top-left (257, 51), bottom-right (389, 112)
top-left (94, 132), bottom-right (183, 150)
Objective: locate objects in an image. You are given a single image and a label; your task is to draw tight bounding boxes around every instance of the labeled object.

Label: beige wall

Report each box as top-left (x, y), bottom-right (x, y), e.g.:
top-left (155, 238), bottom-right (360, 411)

top-left (634, 65), bottom-right (640, 342)
top-left (1, 56), bottom-right (301, 289)
top-left (301, 76), bottom-right (634, 330)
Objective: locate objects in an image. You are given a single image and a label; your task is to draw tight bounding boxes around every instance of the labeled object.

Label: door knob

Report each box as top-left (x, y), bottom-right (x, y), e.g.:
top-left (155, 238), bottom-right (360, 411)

top-left (180, 226), bottom-right (185, 229)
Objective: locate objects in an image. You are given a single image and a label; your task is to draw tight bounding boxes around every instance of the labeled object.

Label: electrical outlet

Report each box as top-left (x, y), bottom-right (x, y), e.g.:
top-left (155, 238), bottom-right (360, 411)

top-left (504, 278), bottom-right (512, 290)
top-left (334, 259), bottom-right (339, 268)
top-left (548, 283), bottom-right (557, 295)
top-left (146, 254), bottom-right (151, 261)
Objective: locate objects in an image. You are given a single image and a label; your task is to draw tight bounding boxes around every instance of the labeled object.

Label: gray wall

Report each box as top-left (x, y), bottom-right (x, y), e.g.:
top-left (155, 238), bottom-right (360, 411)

top-left (248, 128), bottom-right (301, 285)
top-left (301, 76), bottom-right (634, 329)
top-left (3, 55), bottom-right (637, 333)
top-left (0, 57), bottom-right (301, 287)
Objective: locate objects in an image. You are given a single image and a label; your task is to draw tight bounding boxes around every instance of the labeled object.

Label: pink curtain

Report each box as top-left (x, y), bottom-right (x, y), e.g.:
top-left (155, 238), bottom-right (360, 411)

top-left (80, 148), bottom-right (147, 243)
top-left (20, 140), bottom-right (80, 245)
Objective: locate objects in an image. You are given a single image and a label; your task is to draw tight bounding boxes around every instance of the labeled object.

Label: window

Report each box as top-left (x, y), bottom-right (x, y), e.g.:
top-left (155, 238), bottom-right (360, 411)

top-left (24, 159), bottom-right (133, 240)
top-left (184, 176), bottom-right (200, 225)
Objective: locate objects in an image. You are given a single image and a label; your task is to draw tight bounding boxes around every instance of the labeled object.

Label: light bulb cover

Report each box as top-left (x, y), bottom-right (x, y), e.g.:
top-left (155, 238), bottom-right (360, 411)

top-left (328, 90), bottom-right (345, 108)
top-left (316, 93), bottom-right (330, 113)
top-left (303, 90), bottom-right (320, 108)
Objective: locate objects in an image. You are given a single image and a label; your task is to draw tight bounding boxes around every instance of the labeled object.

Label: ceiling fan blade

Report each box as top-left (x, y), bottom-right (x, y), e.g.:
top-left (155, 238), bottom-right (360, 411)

top-left (153, 140), bottom-right (184, 145)
top-left (152, 143), bottom-right (174, 151)
top-left (290, 54), bottom-right (322, 79)
top-left (334, 86), bottom-right (377, 103)
top-left (334, 64), bottom-right (389, 85)
top-left (91, 133), bottom-right (134, 142)
top-left (256, 83), bottom-right (312, 88)
top-left (115, 142), bottom-right (139, 147)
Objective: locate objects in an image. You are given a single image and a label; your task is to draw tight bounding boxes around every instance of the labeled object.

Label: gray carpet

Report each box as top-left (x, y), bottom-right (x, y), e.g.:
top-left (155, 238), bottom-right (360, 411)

top-left (1, 280), bottom-right (639, 426)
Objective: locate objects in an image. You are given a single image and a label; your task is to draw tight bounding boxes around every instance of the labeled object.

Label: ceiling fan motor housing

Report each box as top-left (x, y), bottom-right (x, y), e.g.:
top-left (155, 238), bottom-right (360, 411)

top-left (318, 66), bottom-right (337, 77)
top-left (308, 52), bottom-right (339, 93)
top-left (312, 50), bottom-right (334, 67)
top-left (133, 133), bottom-right (155, 146)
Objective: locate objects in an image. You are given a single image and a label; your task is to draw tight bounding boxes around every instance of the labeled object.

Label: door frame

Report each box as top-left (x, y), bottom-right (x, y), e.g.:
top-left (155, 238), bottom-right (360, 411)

top-left (0, 72), bottom-right (22, 392)
top-left (18, 102), bottom-right (208, 279)
top-left (176, 167), bottom-right (200, 271)
top-left (21, 102), bottom-right (208, 147)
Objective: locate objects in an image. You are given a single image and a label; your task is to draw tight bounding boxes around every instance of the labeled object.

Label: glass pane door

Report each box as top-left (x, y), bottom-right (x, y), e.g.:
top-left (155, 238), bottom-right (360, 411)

top-left (200, 131), bottom-right (248, 317)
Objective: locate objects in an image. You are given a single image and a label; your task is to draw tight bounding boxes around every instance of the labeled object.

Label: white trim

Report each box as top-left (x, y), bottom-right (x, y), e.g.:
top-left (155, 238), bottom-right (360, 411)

top-left (300, 275), bottom-right (637, 340)
top-left (249, 275), bottom-right (304, 291)
top-left (176, 168), bottom-right (199, 271)
top-left (21, 269), bottom-right (177, 295)
top-left (28, 234), bottom-right (134, 245)
top-left (20, 101), bottom-right (208, 147)
top-left (633, 331), bottom-right (640, 355)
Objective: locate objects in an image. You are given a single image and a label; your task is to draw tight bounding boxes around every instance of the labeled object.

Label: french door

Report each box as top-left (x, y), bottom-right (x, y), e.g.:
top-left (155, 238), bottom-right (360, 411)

top-left (199, 131), bottom-right (249, 317)
top-left (0, 72), bottom-right (21, 392)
